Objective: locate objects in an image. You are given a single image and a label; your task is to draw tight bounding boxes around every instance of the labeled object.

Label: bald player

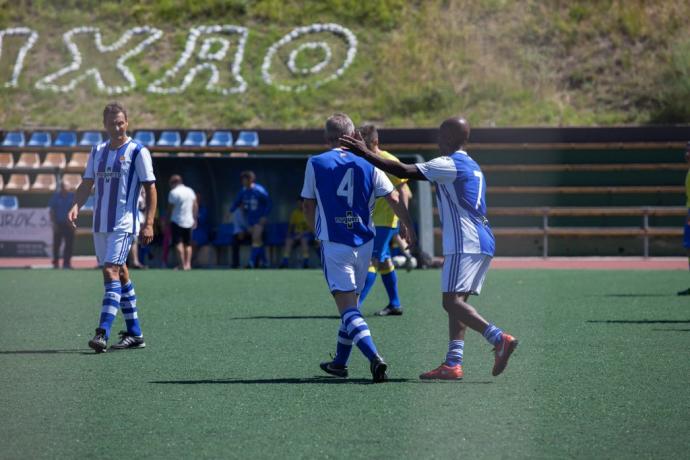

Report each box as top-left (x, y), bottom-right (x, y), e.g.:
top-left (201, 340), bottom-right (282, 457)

top-left (340, 117), bottom-right (518, 380)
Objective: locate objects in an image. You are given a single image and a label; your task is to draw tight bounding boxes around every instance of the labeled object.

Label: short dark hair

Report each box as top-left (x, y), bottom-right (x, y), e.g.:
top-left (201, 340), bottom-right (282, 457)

top-left (240, 170), bottom-right (256, 182)
top-left (359, 125), bottom-right (378, 149)
top-left (103, 102), bottom-right (127, 123)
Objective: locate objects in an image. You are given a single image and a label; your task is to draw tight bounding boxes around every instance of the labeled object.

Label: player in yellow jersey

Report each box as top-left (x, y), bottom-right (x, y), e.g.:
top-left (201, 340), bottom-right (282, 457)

top-left (280, 198), bottom-right (314, 268)
top-left (357, 125), bottom-right (412, 316)
top-left (678, 142), bottom-right (690, 295)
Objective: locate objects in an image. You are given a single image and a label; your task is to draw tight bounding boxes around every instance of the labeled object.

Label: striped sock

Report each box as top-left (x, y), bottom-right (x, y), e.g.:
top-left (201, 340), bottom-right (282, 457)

top-left (333, 322), bottom-right (353, 366)
top-left (445, 340), bottom-right (464, 366)
top-left (358, 267), bottom-right (377, 305)
top-left (483, 324), bottom-right (504, 346)
top-left (120, 281), bottom-right (142, 337)
top-left (380, 266), bottom-right (401, 307)
top-left (341, 308), bottom-right (378, 362)
top-left (99, 280), bottom-right (121, 340)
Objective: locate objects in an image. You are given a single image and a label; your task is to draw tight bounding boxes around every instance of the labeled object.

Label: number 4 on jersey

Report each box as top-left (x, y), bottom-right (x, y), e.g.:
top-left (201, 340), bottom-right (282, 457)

top-left (337, 168), bottom-right (354, 207)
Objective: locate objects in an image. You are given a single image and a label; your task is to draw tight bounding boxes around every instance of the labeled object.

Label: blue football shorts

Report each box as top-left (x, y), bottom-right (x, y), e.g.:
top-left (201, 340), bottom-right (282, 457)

top-left (372, 225), bottom-right (399, 262)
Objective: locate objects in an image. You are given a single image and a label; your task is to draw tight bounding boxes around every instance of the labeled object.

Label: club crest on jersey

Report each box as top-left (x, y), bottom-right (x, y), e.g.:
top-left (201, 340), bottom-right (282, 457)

top-left (119, 155), bottom-right (126, 162)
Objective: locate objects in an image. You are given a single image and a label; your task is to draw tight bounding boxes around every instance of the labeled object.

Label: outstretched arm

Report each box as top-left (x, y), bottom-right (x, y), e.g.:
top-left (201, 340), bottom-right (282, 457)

top-left (339, 134), bottom-right (427, 180)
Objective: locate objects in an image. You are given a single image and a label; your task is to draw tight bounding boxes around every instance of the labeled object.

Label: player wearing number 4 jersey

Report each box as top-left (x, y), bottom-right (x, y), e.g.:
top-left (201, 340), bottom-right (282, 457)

top-left (341, 117), bottom-right (518, 380)
top-left (301, 113), bottom-right (416, 383)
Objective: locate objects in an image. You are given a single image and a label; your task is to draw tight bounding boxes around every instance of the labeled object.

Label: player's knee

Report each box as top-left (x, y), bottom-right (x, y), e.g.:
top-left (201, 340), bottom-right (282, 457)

top-left (443, 294), bottom-right (469, 312)
top-left (102, 264), bottom-right (119, 281)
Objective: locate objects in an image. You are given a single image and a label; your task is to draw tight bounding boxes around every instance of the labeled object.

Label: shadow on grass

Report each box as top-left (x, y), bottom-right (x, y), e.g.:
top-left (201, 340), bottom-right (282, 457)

top-left (228, 315), bottom-right (340, 321)
top-left (151, 377), bottom-right (494, 385)
top-left (651, 328), bottom-right (690, 332)
top-left (587, 320), bottom-right (690, 324)
top-left (0, 349), bottom-right (92, 355)
top-left (151, 376), bottom-right (411, 385)
top-left (600, 294), bottom-right (675, 298)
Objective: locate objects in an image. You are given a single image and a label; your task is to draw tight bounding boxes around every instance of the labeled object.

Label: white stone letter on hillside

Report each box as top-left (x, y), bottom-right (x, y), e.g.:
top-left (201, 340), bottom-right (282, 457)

top-left (0, 27), bottom-right (39, 88)
top-left (262, 23), bottom-right (357, 92)
top-left (35, 26), bottom-right (162, 94)
top-left (147, 25), bottom-right (248, 95)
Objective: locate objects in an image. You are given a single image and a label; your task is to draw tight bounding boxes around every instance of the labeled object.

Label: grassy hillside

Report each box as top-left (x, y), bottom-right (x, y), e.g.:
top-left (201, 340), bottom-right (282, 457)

top-left (1, 0), bottom-right (690, 129)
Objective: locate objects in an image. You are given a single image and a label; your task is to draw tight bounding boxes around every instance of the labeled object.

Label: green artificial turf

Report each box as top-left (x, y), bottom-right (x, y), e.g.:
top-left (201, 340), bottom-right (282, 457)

top-left (0, 269), bottom-right (689, 459)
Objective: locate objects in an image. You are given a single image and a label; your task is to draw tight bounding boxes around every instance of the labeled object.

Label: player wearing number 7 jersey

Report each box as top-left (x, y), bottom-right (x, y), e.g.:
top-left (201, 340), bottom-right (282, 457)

top-left (301, 113), bottom-right (417, 383)
top-left (340, 117), bottom-right (518, 380)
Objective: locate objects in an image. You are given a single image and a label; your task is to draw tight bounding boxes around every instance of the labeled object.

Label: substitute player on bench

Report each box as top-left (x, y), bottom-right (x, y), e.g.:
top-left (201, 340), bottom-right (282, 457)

top-left (341, 116), bottom-right (518, 380)
top-left (69, 103), bottom-right (157, 352)
top-left (301, 113), bottom-right (416, 382)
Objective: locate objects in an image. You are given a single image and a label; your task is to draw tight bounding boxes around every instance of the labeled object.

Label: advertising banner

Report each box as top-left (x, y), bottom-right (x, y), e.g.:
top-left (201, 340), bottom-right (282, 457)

top-left (0, 208), bottom-right (53, 257)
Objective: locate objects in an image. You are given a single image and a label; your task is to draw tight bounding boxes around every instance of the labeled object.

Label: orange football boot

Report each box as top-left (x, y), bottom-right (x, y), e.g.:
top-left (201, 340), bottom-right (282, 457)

top-left (492, 333), bottom-right (519, 376)
top-left (419, 363), bottom-right (464, 380)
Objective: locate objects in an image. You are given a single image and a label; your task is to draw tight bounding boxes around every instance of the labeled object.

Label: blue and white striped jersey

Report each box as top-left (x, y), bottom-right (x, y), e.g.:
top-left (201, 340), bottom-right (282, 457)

top-left (83, 138), bottom-right (155, 234)
top-left (301, 148), bottom-right (394, 247)
top-left (416, 151), bottom-right (495, 256)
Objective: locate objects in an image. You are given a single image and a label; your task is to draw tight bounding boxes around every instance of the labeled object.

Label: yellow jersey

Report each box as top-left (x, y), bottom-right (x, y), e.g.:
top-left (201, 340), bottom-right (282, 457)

top-left (289, 207), bottom-right (310, 234)
top-left (372, 150), bottom-right (408, 227)
top-left (685, 169), bottom-right (690, 208)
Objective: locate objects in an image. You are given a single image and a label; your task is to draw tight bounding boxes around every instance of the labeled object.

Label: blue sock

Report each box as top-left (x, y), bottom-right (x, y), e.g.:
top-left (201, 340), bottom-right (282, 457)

top-left (380, 268), bottom-right (401, 307)
top-left (99, 280), bottom-right (121, 340)
top-left (341, 308), bottom-right (378, 362)
top-left (445, 340), bottom-right (464, 366)
top-left (249, 247), bottom-right (259, 267)
top-left (333, 322), bottom-right (353, 366)
top-left (120, 281), bottom-right (142, 337)
top-left (483, 324), bottom-right (504, 346)
top-left (256, 246), bottom-right (266, 267)
top-left (359, 270), bottom-right (377, 305)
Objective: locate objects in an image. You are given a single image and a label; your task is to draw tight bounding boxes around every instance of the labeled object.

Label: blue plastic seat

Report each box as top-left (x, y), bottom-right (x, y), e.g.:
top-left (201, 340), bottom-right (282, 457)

top-left (183, 131), bottom-right (207, 147)
top-left (0, 195), bottom-right (19, 210)
top-left (192, 227), bottom-right (210, 246)
top-left (208, 131), bottom-right (233, 147)
top-left (212, 223), bottom-right (235, 246)
top-left (79, 131), bottom-right (103, 146)
top-left (27, 131), bottom-right (52, 147)
top-left (53, 131), bottom-right (77, 147)
top-left (81, 195), bottom-right (95, 211)
top-left (157, 131), bottom-right (181, 147)
top-left (2, 131), bottom-right (25, 147)
top-left (265, 222), bottom-right (289, 247)
top-left (234, 131), bottom-right (259, 147)
top-left (133, 130), bottom-right (156, 146)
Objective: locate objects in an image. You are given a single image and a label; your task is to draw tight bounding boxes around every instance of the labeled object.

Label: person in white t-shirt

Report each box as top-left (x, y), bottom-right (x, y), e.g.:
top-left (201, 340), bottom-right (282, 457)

top-left (167, 175), bottom-right (197, 270)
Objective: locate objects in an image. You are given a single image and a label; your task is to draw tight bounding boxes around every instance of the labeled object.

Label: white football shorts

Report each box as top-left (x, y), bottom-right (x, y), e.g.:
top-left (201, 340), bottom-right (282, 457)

top-left (442, 253), bottom-right (492, 295)
top-left (320, 239), bottom-right (374, 294)
top-left (93, 231), bottom-right (135, 266)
